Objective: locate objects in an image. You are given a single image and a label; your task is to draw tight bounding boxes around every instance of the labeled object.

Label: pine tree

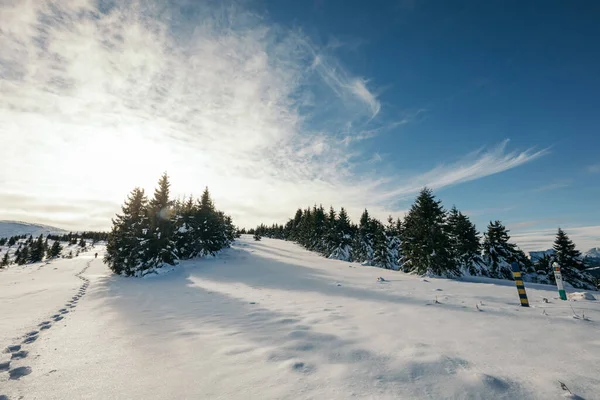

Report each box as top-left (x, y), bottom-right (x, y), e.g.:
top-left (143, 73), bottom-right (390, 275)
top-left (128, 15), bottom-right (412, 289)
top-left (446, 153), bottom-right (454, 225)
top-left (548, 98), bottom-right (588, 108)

top-left (482, 221), bottom-right (518, 279)
top-left (17, 245), bottom-right (29, 265)
top-left (553, 228), bottom-right (584, 271)
top-left (104, 187), bottom-right (151, 276)
top-left (1, 252), bottom-right (9, 268)
top-left (8, 236), bottom-right (17, 246)
top-left (328, 207), bottom-right (354, 261)
top-left (148, 173), bottom-right (177, 267)
top-left (29, 234), bottom-right (45, 263)
top-left (401, 188), bottom-right (454, 276)
top-left (552, 228), bottom-right (595, 289)
top-left (351, 209), bottom-right (375, 264)
top-left (372, 219), bottom-right (394, 269)
top-left (447, 206), bottom-right (481, 275)
top-left (49, 240), bottom-right (63, 259)
top-left (253, 232), bottom-right (261, 241)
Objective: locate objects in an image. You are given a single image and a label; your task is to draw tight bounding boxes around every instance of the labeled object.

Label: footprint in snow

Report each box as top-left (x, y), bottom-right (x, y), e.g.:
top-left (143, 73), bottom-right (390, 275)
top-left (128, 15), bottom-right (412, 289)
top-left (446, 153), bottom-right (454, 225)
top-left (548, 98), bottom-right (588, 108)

top-left (9, 366), bottom-right (32, 380)
top-left (5, 345), bottom-right (21, 353)
top-left (0, 361), bottom-right (10, 372)
top-left (0, 394), bottom-right (9, 400)
top-left (38, 321), bottom-right (51, 327)
top-left (40, 324), bottom-right (51, 330)
top-left (11, 350), bottom-right (28, 360)
top-left (53, 315), bottom-right (64, 322)
top-left (60, 310), bottom-right (69, 314)
top-left (22, 335), bottom-right (38, 344)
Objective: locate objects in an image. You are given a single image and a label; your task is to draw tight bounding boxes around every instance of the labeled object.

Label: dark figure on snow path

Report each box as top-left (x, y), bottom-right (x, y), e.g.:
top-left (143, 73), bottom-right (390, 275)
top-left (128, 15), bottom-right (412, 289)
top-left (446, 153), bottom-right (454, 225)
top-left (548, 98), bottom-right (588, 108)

top-left (95, 253), bottom-right (98, 258)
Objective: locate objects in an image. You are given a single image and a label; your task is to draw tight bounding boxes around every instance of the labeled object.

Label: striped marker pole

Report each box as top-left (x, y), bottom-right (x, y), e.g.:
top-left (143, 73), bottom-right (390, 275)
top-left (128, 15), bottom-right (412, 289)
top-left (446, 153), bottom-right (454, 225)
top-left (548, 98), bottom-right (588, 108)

top-left (552, 262), bottom-right (568, 300)
top-left (511, 262), bottom-right (529, 307)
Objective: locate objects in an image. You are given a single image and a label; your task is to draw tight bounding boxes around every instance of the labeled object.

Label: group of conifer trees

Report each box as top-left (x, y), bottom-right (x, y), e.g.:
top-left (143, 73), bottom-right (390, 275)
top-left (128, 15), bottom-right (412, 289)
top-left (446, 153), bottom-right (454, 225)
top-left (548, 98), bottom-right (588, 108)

top-left (0, 231), bottom-right (102, 268)
top-left (104, 174), bottom-right (237, 277)
top-left (252, 188), bottom-right (597, 289)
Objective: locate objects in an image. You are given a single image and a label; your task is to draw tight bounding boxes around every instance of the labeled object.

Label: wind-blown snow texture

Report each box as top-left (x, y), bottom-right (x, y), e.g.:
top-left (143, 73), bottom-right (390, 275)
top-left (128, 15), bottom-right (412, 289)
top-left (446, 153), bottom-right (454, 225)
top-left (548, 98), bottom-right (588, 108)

top-left (1, 236), bottom-right (599, 399)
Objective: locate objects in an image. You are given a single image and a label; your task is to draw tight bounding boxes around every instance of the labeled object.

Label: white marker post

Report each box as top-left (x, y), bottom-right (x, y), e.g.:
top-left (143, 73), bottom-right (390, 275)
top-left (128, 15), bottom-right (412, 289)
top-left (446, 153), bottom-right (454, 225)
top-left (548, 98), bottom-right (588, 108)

top-left (552, 262), bottom-right (567, 301)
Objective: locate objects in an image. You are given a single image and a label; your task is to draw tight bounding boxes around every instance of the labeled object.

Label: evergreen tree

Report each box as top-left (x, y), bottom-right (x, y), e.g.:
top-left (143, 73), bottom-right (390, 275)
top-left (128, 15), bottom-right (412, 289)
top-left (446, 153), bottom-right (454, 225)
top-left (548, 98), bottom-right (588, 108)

top-left (482, 221), bottom-right (519, 279)
top-left (29, 234), bottom-right (45, 263)
top-left (351, 209), bottom-right (375, 264)
top-left (372, 219), bottom-right (394, 269)
top-left (401, 188), bottom-right (454, 276)
top-left (1, 252), bottom-right (9, 268)
top-left (147, 173), bottom-right (177, 267)
top-left (79, 238), bottom-right (87, 248)
top-left (328, 207), bottom-right (354, 261)
top-left (48, 240), bottom-right (63, 259)
top-left (553, 228), bottom-right (584, 271)
top-left (551, 228), bottom-right (595, 289)
top-left (104, 187), bottom-right (151, 276)
top-left (447, 206), bottom-right (482, 275)
top-left (8, 236), bottom-right (17, 246)
top-left (254, 232), bottom-right (262, 241)
top-left (17, 245), bottom-right (29, 265)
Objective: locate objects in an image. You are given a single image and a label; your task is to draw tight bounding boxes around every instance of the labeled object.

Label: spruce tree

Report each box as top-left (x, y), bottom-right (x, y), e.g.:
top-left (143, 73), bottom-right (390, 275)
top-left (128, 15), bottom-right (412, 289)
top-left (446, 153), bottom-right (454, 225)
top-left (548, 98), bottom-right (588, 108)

top-left (17, 245), bottom-right (29, 265)
top-left (447, 206), bottom-right (481, 275)
top-left (401, 188), bottom-right (454, 276)
top-left (482, 221), bottom-right (518, 279)
top-left (553, 228), bottom-right (585, 271)
top-left (1, 252), bottom-right (9, 268)
top-left (148, 173), bottom-right (177, 267)
top-left (328, 207), bottom-right (353, 261)
top-left (104, 187), bottom-right (151, 276)
top-left (8, 236), bottom-right (16, 246)
top-left (253, 232), bottom-right (262, 241)
top-left (551, 228), bottom-right (595, 289)
top-left (49, 240), bottom-right (62, 259)
top-left (372, 219), bottom-right (394, 269)
top-left (29, 234), bottom-right (45, 263)
top-left (351, 209), bottom-right (375, 264)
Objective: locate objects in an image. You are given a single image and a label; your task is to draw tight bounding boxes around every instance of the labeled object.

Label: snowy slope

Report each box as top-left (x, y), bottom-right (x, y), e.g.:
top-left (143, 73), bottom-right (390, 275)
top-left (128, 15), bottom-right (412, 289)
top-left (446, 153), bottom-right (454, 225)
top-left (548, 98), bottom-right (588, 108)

top-left (0, 221), bottom-right (66, 239)
top-left (2, 236), bottom-right (599, 399)
top-left (584, 248), bottom-right (600, 259)
top-left (528, 249), bottom-right (555, 262)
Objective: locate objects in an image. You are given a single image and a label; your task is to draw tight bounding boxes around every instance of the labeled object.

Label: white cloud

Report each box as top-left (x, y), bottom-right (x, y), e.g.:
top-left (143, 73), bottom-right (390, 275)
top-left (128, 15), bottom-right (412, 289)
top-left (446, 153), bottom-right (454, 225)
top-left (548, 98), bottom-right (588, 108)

top-left (588, 164), bottom-right (600, 173)
top-left (0, 1), bottom-right (546, 230)
top-left (373, 140), bottom-right (548, 203)
top-left (511, 226), bottom-right (600, 253)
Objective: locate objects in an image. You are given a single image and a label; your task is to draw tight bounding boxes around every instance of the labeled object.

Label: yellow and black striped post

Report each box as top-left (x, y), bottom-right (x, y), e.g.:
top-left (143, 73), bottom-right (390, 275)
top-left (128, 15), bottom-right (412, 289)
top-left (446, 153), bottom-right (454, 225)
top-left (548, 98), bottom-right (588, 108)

top-left (511, 262), bottom-right (529, 307)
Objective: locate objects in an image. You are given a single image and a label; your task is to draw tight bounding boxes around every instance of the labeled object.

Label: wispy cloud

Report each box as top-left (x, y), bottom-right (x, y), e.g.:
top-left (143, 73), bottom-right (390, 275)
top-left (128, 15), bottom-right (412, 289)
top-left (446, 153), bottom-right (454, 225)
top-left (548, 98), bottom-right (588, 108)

top-left (373, 140), bottom-right (548, 203)
top-left (0, 1), bottom-right (547, 230)
top-left (511, 225), bottom-right (600, 253)
top-left (588, 164), bottom-right (600, 173)
top-left (531, 182), bottom-right (570, 192)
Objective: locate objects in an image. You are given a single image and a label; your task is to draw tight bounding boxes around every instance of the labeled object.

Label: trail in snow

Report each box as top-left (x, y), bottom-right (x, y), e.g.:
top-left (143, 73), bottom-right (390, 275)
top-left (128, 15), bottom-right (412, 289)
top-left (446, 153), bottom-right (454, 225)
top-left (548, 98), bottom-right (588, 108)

top-left (1, 237), bottom-right (599, 399)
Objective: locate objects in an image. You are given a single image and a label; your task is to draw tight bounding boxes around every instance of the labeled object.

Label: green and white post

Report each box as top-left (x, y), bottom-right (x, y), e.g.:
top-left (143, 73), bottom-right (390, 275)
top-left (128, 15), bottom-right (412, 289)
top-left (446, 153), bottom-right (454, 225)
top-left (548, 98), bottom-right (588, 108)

top-left (511, 262), bottom-right (529, 307)
top-left (552, 262), bottom-right (568, 300)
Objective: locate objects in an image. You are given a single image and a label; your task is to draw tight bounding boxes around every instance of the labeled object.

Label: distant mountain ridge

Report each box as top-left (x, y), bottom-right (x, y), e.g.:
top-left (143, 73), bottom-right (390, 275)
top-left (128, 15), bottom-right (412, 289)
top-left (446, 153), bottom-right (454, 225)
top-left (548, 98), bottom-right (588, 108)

top-left (0, 220), bottom-right (67, 239)
top-left (584, 247), bottom-right (600, 259)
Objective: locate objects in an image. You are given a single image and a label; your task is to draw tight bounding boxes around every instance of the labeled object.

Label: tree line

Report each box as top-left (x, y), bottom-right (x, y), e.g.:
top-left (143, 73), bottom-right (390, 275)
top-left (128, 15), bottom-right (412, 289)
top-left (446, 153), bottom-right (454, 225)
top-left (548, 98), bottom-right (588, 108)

top-left (0, 231), bottom-right (105, 268)
top-left (250, 188), bottom-right (597, 290)
top-left (104, 174), bottom-right (237, 277)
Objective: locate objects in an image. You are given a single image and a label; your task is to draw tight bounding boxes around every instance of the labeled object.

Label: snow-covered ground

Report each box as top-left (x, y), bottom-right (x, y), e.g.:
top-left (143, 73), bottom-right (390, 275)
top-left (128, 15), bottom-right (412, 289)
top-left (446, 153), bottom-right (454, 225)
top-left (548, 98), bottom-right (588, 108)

top-left (1, 236), bottom-right (599, 399)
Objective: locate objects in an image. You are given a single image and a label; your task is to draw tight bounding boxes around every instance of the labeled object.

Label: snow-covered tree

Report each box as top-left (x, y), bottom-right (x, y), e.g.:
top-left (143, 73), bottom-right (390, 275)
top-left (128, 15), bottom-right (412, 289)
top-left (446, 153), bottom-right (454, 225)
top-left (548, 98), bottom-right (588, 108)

top-left (104, 187), bottom-right (151, 276)
top-left (401, 188), bottom-right (454, 276)
top-left (481, 221), bottom-right (520, 279)
top-left (147, 173), bottom-right (177, 268)
top-left (552, 228), bottom-right (596, 290)
top-left (447, 207), bottom-right (482, 275)
top-left (1, 252), bottom-right (9, 268)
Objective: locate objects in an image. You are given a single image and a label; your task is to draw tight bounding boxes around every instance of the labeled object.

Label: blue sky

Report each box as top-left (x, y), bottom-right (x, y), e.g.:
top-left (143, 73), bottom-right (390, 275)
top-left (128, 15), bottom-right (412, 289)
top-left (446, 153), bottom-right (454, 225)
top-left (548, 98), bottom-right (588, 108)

top-left (251, 0), bottom-right (600, 249)
top-left (0, 0), bottom-right (598, 251)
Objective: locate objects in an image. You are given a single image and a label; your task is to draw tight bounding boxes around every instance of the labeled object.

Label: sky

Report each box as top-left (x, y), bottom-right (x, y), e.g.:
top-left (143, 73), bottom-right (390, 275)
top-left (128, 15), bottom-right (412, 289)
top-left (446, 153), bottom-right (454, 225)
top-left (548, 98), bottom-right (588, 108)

top-left (0, 0), bottom-right (599, 252)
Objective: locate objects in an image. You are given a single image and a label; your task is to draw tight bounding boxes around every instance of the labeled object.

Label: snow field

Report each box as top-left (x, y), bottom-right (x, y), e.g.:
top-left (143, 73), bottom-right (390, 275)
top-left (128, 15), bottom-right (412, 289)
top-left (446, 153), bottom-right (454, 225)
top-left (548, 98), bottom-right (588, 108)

top-left (1, 236), bottom-right (599, 399)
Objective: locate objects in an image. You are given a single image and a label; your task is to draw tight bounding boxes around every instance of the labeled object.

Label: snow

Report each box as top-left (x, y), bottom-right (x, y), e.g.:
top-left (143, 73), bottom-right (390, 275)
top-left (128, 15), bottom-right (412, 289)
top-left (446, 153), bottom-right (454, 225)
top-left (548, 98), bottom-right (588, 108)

top-left (0, 221), bottom-right (66, 239)
top-left (2, 236), bottom-right (600, 399)
top-left (568, 292), bottom-right (596, 301)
